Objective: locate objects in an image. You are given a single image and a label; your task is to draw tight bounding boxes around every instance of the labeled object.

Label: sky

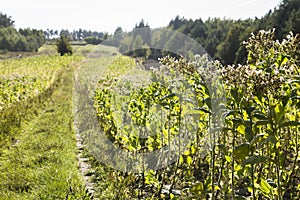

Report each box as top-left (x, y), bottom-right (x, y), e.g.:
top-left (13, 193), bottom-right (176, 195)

top-left (1, 0), bottom-right (282, 34)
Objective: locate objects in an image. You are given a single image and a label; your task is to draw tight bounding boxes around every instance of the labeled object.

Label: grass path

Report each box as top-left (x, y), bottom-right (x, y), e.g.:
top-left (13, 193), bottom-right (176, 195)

top-left (0, 63), bottom-right (91, 199)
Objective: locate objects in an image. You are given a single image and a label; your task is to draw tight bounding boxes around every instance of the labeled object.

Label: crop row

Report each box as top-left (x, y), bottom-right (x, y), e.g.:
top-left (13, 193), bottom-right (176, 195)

top-left (90, 30), bottom-right (300, 199)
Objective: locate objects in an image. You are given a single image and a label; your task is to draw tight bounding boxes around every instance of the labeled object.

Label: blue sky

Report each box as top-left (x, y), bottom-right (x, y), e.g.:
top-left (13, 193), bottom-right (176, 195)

top-left (1, 0), bottom-right (282, 33)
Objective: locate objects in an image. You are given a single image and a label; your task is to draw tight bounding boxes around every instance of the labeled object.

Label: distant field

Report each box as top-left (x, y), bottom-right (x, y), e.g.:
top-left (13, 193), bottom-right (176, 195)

top-left (37, 43), bottom-right (119, 57)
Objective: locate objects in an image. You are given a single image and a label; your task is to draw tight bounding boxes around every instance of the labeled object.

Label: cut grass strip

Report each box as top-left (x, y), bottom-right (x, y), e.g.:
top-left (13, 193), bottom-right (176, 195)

top-left (0, 62), bottom-right (90, 199)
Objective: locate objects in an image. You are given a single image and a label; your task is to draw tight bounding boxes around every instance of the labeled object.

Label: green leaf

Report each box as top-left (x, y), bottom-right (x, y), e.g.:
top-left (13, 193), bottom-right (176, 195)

top-left (260, 135), bottom-right (276, 145)
top-left (247, 186), bottom-right (253, 194)
top-left (253, 112), bottom-right (268, 120)
top-left (194, 107), bottom-right (211, 114)
top-left (260, 179), bottom-right (272, 195)
top-left (183, 150), bottom-right (190, 156)
top-left (186, 155), bottom-right (193, 166)
top-left (245, 126), bottom-right (253, 142)
top-left (179, 155), bottom-right (184, 165)
top-left (127, 145), bottom-right (136, 151)
top-left (275, 104), bottom-right (286, 124)
top-left (191, 182), bottom-right (204, 194)
top-left (231, 88), bottom-right (239, 102)
top-left (216, 143), bottom-right (226, 150)
top-left (225, 155), bottom-right (231, 163)
top-left (242, 155), bottom-right (270, 166)
top-left (276, 55), bottom-right (289, 67)
top-left (170, 193), bottom-right (175, 199)
top-left (250, 133), bottom-right (266, 146)
top-left (279, 121), bottom-right (300, 128)
top-left (246, 106), bottom-right (256, 116)
top-left (190, 145), bottom-right (196, 155)
top-left (232, 118), bottom-right (244, 126)
top-left (234, 143), bottom-right (250, 162)
top-left (237, 125), bottom-right (246, 135)
top-left (159, 93), bottom-right (176, 101)
top-left (222, 110), bottom-right (239, 118)
top-left (255, 120), bottom-right (271, 126)
top-left (214, 185), bottom-right (220, 191)
top-left (204, 97), bottom-right (211, 109)
top-left (282, 56), bottom-right (289, 66)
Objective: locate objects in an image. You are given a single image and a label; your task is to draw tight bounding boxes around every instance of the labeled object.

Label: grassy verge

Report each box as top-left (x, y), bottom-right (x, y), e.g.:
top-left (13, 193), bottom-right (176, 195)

top-left (0, 62), bottom-right (89, 199)
top-left (0, 55), bottom-right (83, 151)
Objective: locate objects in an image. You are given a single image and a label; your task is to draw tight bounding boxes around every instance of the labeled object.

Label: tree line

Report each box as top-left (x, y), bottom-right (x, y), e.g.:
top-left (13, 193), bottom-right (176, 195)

top-left (111, 0), bottom-right (299, 65)
top-left (167, 0), bottom-right (300, 65)
top-left (0, 13), bottom-right (45, 52)
top-left (0, 0), bottom-right (299, 63)
top-left (0, 12), bottom-right (108, 52)
top-left (44, 29), bottom-right (107, 44)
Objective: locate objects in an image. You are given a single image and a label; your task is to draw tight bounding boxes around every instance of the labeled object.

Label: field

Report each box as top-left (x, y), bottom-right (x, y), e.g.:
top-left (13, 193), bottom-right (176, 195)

top-left (0, 30), bottom-right (299, 200)
top-left (0, 53), bottom-right (91, 198)
top-left (75, 30), bottom-right (300, 199)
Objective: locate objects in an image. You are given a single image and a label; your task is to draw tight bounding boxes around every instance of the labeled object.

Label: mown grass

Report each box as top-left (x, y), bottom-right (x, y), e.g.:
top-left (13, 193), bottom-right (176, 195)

top-left (0, 55), bottom-right (83, 150)
top-left (0, 62), bottom-right (90, 199)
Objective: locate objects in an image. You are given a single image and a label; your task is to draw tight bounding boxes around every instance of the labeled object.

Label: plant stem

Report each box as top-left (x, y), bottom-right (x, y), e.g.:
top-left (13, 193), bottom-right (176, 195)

top-left (212, 144), bottom-right (215, 200)
top-left (231, 128), bottom-right (235, 200)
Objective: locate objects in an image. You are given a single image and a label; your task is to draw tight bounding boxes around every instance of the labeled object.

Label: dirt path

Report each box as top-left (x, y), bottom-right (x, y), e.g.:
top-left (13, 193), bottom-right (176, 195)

top-left (75, 126), bottom-right (95, 196)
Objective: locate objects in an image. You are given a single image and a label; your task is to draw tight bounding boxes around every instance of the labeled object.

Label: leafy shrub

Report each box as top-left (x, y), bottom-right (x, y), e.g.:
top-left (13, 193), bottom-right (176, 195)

top-left (56, 35), bottom-right (73, 56)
